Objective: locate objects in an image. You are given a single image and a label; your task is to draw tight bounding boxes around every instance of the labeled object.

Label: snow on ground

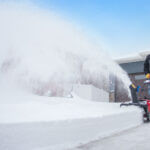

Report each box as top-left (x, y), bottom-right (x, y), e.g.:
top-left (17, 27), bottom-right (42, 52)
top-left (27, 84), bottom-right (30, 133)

top-left (0, 83), bottom-right (142, 123)
top-left (0, 85), bottom-right (143, 150)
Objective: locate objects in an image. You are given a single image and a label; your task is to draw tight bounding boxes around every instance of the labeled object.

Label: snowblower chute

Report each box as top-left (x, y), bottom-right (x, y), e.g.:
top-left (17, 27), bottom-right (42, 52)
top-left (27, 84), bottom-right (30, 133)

top-left (120, 83), bottom-right (150, 122)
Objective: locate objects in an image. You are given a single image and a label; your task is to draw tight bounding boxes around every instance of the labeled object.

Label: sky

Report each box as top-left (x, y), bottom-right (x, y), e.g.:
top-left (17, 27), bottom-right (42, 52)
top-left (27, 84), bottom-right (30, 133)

top-left (2, 0), bottom-right (150, 58)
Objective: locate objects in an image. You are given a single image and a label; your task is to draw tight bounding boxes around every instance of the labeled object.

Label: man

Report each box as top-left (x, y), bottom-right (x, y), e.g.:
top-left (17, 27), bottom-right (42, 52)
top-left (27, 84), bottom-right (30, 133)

top-left (144, 54), bottom-right (150, 78)
top-left (144, 54), bottom-right (150, 96)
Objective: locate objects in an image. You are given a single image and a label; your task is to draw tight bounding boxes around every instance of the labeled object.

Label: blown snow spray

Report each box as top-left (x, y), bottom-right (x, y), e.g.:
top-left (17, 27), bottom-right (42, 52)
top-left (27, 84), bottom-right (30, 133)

top-left (0, 2), bottom-right (131, 98)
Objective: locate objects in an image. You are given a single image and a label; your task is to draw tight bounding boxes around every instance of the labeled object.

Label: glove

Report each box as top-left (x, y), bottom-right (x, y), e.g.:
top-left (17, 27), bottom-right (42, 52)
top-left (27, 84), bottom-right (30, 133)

top-left (131, 84), bottom-right (136, 89)
top-left (146, 73), bottom-right (150, 79)
top-left (136, 86), bottom-right (141, 93)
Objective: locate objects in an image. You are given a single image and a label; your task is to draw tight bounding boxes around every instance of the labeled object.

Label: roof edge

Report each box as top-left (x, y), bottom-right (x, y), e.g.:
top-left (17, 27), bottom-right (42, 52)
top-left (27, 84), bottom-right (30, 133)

top-left (115, 51), bottom-right (150, 64)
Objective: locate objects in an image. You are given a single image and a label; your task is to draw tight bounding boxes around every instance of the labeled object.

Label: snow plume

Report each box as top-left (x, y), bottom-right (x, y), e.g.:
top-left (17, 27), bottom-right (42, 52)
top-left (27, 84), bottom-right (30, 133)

top-left (0, 2), bottom-right (131, 97)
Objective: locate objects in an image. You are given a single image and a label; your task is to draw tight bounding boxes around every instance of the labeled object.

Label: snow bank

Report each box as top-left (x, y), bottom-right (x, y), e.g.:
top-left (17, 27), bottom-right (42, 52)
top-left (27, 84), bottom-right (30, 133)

top-left (0, 91), bottom-right (142, 150)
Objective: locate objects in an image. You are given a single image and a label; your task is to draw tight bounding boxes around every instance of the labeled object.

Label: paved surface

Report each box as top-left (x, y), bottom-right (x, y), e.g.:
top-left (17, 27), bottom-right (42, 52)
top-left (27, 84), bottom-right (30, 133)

top-left (73, 123), bottom-right (150, 150)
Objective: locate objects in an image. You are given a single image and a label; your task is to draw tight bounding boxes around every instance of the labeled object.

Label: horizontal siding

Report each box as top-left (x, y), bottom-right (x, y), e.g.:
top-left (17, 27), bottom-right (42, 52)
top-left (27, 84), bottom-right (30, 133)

top-left (120, 61), bottom-right (144, 74)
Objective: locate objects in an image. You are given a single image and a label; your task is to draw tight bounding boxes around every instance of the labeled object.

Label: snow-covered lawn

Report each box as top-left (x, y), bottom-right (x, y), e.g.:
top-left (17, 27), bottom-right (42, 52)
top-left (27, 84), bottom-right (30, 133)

top-left (0, 87), bottom-right (143, 150)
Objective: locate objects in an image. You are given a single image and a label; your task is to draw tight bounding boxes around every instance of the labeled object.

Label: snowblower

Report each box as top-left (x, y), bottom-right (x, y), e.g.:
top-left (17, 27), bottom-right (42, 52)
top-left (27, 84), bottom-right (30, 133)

top-left (120, 82), bottom-right (150, 122)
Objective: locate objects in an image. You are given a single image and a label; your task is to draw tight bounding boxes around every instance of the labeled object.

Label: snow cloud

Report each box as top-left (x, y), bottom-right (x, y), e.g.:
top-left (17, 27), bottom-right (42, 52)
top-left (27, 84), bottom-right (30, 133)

top-left (0, 2), bottom-right (131, 96)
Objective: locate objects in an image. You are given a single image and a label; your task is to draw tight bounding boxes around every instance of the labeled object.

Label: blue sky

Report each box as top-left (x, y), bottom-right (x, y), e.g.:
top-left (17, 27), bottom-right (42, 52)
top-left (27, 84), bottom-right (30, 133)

top-left (6, 0), bottom-right (150, 57)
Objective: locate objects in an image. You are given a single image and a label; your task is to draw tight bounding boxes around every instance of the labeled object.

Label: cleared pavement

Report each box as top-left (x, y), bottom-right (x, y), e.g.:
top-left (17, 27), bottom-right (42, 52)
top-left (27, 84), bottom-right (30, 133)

top-left (74, 123), bottom-right (150, 150)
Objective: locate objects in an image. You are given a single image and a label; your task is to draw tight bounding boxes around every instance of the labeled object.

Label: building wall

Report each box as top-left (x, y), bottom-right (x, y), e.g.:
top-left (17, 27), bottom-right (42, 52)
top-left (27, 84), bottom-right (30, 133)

top-left (115, 78), bottom-right (131, 102)
top-left (114, 61), bottom-right (146, 102)
top-left (115, 57), bottom-right (150, 102)
top-left (109, 92), bottom-right (115, 102)
top-left (115, 72), bottom-right (149, 102)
